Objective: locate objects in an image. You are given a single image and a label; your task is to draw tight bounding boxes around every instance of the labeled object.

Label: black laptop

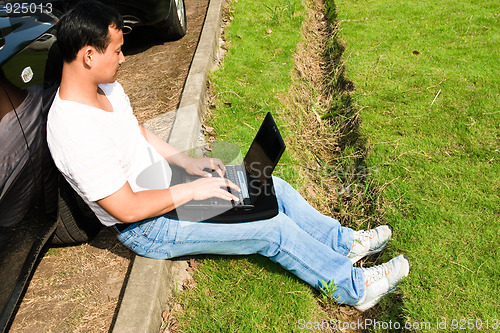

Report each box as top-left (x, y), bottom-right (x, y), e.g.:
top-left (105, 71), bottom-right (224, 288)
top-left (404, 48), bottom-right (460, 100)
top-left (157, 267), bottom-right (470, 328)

top-left (169, 112), bottom-right (286, 222)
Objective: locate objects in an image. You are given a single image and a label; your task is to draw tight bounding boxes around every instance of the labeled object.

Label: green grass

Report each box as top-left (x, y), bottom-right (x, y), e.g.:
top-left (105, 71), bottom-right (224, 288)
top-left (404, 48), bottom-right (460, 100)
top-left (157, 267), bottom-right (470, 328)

top-left (177, 256), bottom-right (320, 332)
top-left (174, 0), bottom-right (327, 331)
top-left (332, 0), bottom-right (500, 326)
top-left (206, 0), bottom-right (304, 186)
top-left (173, 0), bottom-right (499, 330)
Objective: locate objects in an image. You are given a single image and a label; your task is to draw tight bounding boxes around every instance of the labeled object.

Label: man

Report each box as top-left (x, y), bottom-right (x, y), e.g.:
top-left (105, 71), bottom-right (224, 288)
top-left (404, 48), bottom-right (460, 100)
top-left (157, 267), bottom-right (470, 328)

top-left (47, 0), bottom-right (409, 311)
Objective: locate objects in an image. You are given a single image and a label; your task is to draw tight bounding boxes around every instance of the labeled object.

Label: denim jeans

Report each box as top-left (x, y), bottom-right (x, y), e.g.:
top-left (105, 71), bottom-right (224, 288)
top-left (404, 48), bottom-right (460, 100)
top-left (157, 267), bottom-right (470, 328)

top-left (116, 176), bottom-right (365, 305)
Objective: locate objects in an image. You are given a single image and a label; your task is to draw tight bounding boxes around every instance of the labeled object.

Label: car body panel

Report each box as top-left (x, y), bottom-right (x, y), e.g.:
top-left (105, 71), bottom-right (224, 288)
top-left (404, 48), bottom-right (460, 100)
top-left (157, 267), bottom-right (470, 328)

top-left (101, 0), bottom-right (170, 26)
top-left (0, 11), bottom-right (60, 332)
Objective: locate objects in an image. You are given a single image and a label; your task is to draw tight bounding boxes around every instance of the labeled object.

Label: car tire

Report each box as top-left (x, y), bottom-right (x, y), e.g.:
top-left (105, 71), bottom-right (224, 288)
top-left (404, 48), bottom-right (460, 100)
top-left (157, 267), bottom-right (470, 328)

top-left (156, 0), bottom-right (187, 41)
top-left (50, 179), bottom-right (102, 245)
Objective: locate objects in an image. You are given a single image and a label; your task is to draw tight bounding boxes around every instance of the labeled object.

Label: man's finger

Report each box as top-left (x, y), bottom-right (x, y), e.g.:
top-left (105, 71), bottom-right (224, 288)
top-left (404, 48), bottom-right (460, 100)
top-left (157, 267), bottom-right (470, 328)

top-left (215, 166), bottom-right (225, 178)
top-left (209, 159), bottom-right (216, 170)
top-left (208, 158), bottom-right (225, 177)
top-left (221, 178), bottom-right (240, 193)
top-left (215, 189), bottom-right (239, 202)
top-left (210, 177), bottom-right (240, 193)
top-left (200, 170), bottom-right (212, 177)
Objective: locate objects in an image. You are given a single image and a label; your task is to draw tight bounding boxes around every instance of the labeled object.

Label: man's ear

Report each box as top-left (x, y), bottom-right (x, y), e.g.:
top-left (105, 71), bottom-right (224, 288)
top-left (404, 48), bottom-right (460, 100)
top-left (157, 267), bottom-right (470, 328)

top-left (82, 47), bottom-right (94, 68)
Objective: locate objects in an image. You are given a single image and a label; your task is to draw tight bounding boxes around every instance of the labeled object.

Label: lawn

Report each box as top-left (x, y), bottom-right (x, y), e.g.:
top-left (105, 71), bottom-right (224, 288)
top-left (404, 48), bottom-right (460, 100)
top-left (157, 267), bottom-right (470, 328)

top-left (173, 0), bottom-right (499, 330)
top-left (173, 0), bottom-right (328, 330)
top-left (333, 0), bottom-right (500, 326)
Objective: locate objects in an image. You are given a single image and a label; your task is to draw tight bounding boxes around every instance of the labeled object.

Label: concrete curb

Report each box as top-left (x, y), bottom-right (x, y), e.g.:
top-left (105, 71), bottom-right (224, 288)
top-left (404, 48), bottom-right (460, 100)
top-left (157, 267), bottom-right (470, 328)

top-left (111, 0), bottom-right (224, 331)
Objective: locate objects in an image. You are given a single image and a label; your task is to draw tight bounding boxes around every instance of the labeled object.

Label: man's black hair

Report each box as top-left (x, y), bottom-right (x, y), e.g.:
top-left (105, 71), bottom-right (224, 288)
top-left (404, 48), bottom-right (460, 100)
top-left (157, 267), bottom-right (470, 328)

top-left (57, 0), bottom-right (124, 63)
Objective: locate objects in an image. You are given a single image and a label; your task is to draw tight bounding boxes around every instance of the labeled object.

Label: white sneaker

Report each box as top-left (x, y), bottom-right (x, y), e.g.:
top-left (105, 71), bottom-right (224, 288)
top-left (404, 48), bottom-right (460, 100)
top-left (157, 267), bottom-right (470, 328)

top-left (354, 254), bottom-right (410, 312)
top-left (347, 225), bottom-right (392, 263)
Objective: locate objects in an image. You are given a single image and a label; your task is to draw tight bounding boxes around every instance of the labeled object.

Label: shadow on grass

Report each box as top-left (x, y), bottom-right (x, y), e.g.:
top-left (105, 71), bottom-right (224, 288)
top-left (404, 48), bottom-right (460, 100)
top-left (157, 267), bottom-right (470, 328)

top-left (364, 293), bottom-right (409, 332)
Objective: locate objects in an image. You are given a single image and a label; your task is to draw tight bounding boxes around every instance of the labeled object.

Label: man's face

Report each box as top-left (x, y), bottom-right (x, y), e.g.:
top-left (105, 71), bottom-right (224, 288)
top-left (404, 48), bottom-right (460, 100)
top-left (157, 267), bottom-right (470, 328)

top-left (92, 26), bottom-right (125, 84)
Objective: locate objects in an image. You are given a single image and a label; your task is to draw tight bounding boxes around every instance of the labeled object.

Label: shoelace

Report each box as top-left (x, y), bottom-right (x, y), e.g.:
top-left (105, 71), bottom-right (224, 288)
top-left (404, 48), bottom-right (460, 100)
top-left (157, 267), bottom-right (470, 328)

top-left (362, 262), bottom-right (389, 286)
top-left (353, 229), bottom-right (375, 245)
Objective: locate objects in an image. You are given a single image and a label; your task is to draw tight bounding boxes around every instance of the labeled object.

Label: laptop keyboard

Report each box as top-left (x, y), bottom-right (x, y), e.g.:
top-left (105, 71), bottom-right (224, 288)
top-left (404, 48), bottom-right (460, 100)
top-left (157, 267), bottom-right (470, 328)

top-left (225, 165), bottom-right (245, 205)
top-left (186, 165), bottom-right (249, 207)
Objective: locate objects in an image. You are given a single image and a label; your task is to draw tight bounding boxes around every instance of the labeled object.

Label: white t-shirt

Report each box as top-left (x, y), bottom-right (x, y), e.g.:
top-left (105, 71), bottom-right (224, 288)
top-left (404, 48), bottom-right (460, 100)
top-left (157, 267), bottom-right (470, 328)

top-left (47, 82), bottom-right (172, 226)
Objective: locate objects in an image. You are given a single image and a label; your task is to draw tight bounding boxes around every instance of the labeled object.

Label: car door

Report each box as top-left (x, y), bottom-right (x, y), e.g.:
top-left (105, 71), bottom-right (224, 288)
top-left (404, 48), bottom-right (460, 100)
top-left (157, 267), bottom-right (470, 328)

top-left (0, 15), bottom-right (60, 331)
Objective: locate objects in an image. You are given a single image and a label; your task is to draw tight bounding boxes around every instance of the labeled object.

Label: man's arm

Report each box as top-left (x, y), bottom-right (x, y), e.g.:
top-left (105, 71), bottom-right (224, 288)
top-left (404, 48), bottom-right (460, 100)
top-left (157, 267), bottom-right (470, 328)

top-left (97, 125), bottom-right (240, 224)
top-left (97, 177), bottom-right (240, 223)
top-left (140, 124), bottom-right (225, 177)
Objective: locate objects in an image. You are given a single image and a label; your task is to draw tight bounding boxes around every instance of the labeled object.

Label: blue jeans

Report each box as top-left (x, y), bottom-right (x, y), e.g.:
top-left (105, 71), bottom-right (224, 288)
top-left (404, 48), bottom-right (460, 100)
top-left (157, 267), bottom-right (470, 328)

top-left (116, 176), bottom-right (365, 305)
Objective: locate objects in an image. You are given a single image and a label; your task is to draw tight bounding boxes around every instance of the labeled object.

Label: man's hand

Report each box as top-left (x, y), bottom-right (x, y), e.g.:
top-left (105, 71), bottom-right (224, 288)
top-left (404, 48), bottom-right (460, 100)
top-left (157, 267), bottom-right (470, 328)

top-left (187, 176), bottom-right (241, 202)
top-left (139, 125), bottom-right (227, 178)
top-left (183, 156), bottom-right (226, 178)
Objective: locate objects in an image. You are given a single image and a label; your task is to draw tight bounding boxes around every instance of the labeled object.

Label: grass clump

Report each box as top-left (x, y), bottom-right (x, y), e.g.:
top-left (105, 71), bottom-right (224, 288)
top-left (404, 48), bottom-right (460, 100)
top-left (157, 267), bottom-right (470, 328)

top-left (318, 279), bottom-right (340, 307)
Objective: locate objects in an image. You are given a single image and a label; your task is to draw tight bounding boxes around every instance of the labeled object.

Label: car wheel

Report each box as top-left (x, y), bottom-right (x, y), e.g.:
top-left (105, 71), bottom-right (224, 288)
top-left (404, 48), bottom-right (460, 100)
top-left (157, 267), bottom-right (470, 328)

top-left (50, 178), bottom-right (103, 245)
top-left (156, 0), bottom-right (187, 41)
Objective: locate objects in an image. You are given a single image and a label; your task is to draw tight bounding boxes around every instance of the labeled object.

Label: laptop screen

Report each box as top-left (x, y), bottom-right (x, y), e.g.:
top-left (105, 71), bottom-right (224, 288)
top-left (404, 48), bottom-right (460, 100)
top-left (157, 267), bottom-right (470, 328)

top-left (244, 113), bottom-right (285, 191)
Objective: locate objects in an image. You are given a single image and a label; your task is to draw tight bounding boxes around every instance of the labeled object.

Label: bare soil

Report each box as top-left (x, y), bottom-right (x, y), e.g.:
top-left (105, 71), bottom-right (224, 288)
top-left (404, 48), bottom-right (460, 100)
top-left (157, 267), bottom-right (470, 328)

top-left (8, 0), bottom-right (208, 331)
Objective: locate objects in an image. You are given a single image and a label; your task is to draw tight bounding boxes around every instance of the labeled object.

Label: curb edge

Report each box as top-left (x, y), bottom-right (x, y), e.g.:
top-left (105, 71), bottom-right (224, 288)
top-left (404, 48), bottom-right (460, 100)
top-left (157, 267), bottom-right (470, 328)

top-left (111, 0), bottom-right (224, 331)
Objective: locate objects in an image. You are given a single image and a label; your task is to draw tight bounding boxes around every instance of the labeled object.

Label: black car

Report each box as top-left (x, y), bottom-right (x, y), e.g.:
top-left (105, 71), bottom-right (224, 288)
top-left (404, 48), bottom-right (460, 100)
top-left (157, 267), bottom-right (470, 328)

top-left (102, 0), bottom-right (187, 40)
top-left (0, 1), bottom-right (186, 331)
top-left (64, 0), bottom-right (187, 40)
